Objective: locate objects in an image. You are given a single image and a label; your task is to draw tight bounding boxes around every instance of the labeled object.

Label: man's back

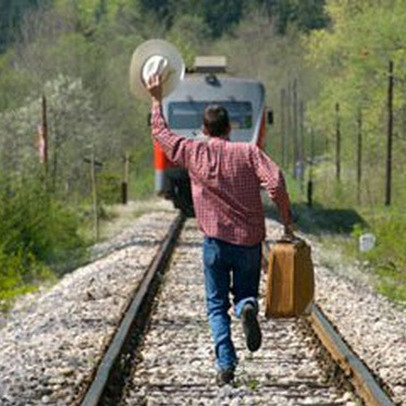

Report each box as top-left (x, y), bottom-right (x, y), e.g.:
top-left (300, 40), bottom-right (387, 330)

top-left (151, 104), bottom-right (291, 246)
top-left (186, 138), bottom-right (265, 245)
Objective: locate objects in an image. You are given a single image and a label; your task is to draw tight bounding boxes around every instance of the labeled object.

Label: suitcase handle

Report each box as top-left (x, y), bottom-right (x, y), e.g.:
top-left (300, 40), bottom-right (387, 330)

top-left (270, 236), bottom-right (306, 246)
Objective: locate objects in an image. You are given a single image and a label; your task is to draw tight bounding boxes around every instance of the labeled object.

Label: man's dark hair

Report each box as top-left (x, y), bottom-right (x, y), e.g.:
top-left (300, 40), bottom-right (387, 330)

top-left (203, 105), bottom-right (230, 138)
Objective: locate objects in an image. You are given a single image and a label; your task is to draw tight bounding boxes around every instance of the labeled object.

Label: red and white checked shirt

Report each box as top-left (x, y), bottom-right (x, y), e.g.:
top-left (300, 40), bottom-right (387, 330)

top-left (151, 103), bottom-right (292, 246)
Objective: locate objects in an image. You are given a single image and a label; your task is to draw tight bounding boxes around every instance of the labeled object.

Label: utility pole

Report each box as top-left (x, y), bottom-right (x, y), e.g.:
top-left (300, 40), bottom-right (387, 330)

top-left (286, 82), bottom-right (292, 170)
top-left (299, 100), bottom-right (305, 190)
top-left (307, 128), bottom-right (314, 208)
top-left (280, 88), bottom-right (286, 168)
top-left (292, 79), bottom-right (298, 179)
top-left (90, 147), bottom-right (99, 241)
top-left (385, 60), bottom-right (394, 206)
top-left (335, 102), bottom-right (341, 182)
top-left (84, 150), bottom-right (102, 240)
top-left (41, 95), bottom-right (49, 176)
top-left (357, 109), bottom-right (362, 204)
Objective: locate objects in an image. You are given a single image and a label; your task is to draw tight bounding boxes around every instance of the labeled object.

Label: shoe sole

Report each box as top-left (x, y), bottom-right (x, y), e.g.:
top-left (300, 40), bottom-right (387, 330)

top-left (242, 304), bottom-right (262, 352)
top-left (216, 369), bottom-right (235, 386)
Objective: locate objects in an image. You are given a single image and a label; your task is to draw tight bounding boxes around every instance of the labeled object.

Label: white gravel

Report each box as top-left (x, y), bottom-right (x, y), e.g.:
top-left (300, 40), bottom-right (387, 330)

top-left (0, 210), bottom-right (177, 406)
top-left (123, 219), bottom-right (355, 405)
top-left (0, 205), bottom-right (404, 405)
top-left (265, 217), bottom-right (406, 405)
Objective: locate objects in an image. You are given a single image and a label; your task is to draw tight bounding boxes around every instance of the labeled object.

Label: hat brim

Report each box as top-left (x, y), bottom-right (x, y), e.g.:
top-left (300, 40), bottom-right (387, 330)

top-left (129, 39), bottom-right (185, 101)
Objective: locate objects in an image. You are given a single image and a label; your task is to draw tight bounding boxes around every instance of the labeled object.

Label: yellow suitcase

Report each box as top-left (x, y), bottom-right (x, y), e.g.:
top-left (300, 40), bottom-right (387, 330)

top-left (265, 239), bottom-right (315, 318)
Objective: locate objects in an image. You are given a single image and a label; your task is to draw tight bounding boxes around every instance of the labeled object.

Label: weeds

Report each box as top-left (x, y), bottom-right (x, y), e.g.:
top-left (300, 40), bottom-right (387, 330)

top-left (0, 175), bottom-right (87, 310)
top-left (283, 167), bottom-right (406, 306)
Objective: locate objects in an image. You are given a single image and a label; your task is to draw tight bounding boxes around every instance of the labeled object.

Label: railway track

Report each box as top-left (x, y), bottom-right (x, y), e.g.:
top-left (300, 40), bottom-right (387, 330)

top-left (78, 216), bottom-right (395, 406)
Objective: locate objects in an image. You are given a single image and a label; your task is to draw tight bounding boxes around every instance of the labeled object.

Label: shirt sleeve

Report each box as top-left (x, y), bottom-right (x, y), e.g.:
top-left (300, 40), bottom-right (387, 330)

top-left (251, 145), bottom-right (292, 227)
top-left (151, 103), bottom-right (192, 169)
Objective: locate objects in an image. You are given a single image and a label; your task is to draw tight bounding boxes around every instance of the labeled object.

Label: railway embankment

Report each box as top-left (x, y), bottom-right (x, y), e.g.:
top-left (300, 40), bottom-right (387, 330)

top-left (0, 205), bottom-right (404, 405)
top-left (265, 217), bottom-right (406, 405)
top-left (0, 209), bottom-right (177, 405)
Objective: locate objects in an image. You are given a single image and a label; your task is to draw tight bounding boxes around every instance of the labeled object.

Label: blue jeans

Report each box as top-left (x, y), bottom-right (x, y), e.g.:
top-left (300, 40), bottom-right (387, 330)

top-left (203, 236), bottom-right (261, 371)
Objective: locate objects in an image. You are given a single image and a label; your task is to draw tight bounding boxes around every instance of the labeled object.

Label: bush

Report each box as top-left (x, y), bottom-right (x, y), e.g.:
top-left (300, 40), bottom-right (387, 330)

top-left (98, 171), bottom-right (122, 205)
top-left (0, 246), bottom-right (54, 310)
top-left (0, 175), bottom-right (88, 275)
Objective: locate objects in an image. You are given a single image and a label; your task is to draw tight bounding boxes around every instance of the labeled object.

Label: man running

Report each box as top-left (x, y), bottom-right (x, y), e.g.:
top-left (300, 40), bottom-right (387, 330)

top-left (146, 73), bottom-right (293, 385)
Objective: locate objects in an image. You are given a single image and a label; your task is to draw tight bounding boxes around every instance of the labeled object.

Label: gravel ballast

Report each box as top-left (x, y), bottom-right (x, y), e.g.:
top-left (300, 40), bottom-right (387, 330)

top-left (0, 209), bottom-right (404, 405)
top-left (265, 218), bottom-right (406, 405)
top-left (123, 220), bottom-right (355, 405)
top-left (0, 210), bottom-right (177, 406)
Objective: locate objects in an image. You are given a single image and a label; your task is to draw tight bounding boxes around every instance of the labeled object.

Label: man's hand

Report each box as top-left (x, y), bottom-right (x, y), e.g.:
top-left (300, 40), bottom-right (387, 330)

top-left (146, 73), bottom-right (163, 105)
top-left (282, 223), bottom-right (295, 241)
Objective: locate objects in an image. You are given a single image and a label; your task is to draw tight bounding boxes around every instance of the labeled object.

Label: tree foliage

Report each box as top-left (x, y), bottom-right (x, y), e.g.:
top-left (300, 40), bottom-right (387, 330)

top-left (1, 0), bottom-right (406, 304)
top-left (0, 0), bottom-right (46, 52)
top-left (305, 0), bottom-right (406, 205)
top-left (244, 0), bottom-right (328, 34)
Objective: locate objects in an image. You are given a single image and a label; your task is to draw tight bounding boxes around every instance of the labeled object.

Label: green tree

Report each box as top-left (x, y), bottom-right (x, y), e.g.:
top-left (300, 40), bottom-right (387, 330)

top-left (0, 0), bottom-right (48, 52)
top-left (305, 0), bottom-right (406, 205)
top-left (244, 0), bottom-right (327, 34)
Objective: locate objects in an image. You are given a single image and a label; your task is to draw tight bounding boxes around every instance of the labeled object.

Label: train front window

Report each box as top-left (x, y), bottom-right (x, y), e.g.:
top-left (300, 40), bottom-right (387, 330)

top-left (168, 101), bottom-right (252, 130)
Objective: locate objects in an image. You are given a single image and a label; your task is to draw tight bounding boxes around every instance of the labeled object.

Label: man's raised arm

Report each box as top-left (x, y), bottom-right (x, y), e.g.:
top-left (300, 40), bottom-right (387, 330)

top-left (147, 74), bottom-right (192, 168)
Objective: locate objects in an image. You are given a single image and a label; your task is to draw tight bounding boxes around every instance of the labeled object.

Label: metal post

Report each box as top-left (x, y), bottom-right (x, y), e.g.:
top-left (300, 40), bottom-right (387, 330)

top-left (121, 152), bottom-right (130, 204)
top-left (385, 60), bottom-right (394, 206)
top-left (335, 102), bottom-right (341, 182)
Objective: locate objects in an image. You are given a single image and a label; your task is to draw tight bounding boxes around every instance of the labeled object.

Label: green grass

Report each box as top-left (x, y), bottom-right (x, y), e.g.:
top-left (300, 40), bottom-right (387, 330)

top-left (129, 167), bottom-right (155, 200)
top-left (278, 168), bottom-right (406, 306)
top-left (0, 176), bottom-right (89, 311)
top-left (247, 378), bottom-right (260, 391)
top-left (0, 248), bottom-right (57, 311)
top-left (348, 207), bottom-right (406, 304)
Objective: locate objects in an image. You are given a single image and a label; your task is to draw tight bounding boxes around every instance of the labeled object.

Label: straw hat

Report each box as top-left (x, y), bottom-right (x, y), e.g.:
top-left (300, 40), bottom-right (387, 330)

top-left (129, 39), bottom-right (185, 101)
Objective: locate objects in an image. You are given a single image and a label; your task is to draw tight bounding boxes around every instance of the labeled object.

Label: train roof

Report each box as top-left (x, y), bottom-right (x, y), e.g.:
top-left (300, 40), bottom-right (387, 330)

top-left (164, 74), bottom-right (265, 104)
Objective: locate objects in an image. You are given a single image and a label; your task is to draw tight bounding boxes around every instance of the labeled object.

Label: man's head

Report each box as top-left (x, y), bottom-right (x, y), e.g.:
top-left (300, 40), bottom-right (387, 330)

top-left (203, 105), bottom-right (231, 139)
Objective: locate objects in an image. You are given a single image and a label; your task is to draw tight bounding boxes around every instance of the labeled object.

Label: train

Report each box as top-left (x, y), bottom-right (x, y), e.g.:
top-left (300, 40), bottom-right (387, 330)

top-left (153, 56), bottom-right (273, 216)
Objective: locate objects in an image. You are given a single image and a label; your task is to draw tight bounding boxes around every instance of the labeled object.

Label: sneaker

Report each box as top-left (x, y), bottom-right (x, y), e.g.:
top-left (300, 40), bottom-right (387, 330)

top-left (216, 368), bottom-right (235, 386)
top-left (241, 303), bottom-right (262, 352)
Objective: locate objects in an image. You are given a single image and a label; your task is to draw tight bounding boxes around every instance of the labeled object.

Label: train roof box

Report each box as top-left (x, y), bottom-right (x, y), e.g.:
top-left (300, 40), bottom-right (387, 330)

top-left (193, 56), bottom-right (227, 73)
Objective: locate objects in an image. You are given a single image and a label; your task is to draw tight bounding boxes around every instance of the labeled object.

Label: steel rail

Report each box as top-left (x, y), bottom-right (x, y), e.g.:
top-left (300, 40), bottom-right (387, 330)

top-left (309, 304), bottom-right (394, 406)
top-left (262, 242), bottom-right (395, 406)
top-left (80, 213), bottom-right (185, 406)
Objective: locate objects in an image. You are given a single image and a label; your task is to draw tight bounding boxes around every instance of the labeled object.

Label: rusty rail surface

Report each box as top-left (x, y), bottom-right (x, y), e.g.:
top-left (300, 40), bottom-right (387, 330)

top-left (80, 213), bottom-right (185, 406)
top-left (262, 241), bottom-right (394, 406)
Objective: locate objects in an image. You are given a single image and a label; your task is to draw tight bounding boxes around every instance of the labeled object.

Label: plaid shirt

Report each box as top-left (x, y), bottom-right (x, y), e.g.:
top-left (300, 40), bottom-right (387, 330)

top-left (151, 103), bottom-right (292, 246)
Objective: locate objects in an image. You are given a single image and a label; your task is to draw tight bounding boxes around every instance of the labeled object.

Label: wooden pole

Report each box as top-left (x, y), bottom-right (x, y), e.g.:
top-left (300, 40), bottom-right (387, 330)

top-left (121, 152), bottom-right (130, 204)
top-left (335, 102), bottom-right (341, 182)
top-left (292, 79), bottom-right (298, 179)
top-left (385, 60), bottom-right (394, 206)
top-left (286, 82), bottom-right (292, 170)
top-left (299, 100), bottom-right (305, 190)
top-left (280, 88), bottom-right (286, 168)
top-left (357, 109), bottom-right (362, 204)
top-left (90, 147), bottom-right (99, 240)
top-left (307, 128), bottom-right (314, 207)
top-left (41, 95), bottom-right (48, 176)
